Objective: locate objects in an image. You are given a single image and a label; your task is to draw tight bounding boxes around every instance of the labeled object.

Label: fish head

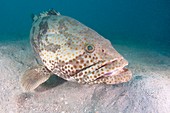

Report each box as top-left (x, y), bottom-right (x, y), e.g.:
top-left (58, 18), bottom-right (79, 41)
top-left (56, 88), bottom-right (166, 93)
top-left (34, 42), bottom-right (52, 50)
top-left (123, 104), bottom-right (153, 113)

top-left (71, 33), bottom-right (131, 84)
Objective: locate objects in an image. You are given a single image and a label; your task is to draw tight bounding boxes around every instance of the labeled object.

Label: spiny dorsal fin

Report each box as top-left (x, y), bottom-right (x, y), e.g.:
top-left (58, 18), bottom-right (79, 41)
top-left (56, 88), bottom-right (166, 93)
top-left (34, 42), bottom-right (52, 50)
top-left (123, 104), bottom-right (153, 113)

top-left (31, 13), bottom-right (37, 22)
top-left (31, 9), bottom-right (60, 22)
top-left (47, 8), bottom-right (60, 16)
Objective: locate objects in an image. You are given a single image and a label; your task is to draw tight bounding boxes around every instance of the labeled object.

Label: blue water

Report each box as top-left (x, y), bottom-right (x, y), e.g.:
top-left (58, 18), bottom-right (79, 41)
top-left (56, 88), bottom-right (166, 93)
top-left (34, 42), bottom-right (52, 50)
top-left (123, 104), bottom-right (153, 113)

top-left (0, 0), bottom-right (170, 54)
top-left (0, 2), bottom-right (169, 112)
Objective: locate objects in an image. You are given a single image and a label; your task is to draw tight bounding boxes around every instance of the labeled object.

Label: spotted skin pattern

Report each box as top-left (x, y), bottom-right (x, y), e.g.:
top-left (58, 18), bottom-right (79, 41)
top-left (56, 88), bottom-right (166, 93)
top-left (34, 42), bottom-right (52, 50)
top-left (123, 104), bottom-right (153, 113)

top-left (21, 9), bottom-right (132, 91)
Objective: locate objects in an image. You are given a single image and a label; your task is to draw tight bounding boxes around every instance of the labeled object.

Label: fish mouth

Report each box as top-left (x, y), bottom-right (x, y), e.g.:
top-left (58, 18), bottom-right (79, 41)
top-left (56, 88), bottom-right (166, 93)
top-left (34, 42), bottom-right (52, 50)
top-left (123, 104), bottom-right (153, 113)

top-left (74, 57), bottom-right (129, 82)
top-left (97, 57), bottom-right (129, 77)
top-left (103, 66), bottom-right (128, 76)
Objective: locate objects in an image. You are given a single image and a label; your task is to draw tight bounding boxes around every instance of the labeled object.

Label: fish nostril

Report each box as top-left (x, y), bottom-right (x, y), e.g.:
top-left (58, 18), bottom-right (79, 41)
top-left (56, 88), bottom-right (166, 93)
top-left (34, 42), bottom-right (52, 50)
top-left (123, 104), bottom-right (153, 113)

top-left (102, 49), bottom-right (105, 52)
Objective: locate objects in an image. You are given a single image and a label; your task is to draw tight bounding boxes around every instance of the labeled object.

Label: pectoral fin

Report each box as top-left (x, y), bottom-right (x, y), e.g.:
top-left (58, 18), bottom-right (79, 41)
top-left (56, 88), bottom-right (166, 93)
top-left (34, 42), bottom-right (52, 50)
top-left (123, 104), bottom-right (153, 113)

top-left (20, 65), bottom-right (52, 92)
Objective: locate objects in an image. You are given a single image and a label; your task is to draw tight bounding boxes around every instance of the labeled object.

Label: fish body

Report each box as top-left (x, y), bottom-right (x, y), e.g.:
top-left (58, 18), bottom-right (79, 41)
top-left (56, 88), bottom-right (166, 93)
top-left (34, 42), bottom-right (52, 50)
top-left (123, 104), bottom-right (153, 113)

top-left (21, 9), bottom-right (132, 91)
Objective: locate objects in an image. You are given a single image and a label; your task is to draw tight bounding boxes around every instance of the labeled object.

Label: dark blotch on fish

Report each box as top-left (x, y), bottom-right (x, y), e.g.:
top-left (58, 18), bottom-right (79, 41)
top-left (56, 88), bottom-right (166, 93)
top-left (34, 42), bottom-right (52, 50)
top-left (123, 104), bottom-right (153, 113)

top-left (37, 17), bottom-right (49, 47)
top-left (45, 44), bottom-right (61, 53)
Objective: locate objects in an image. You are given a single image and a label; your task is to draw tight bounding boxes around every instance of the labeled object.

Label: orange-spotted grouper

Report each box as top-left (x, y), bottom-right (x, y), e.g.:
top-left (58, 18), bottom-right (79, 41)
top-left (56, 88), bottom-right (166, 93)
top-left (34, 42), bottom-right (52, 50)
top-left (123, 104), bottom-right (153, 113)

top-left (20, 9), bottom-right (132, 91)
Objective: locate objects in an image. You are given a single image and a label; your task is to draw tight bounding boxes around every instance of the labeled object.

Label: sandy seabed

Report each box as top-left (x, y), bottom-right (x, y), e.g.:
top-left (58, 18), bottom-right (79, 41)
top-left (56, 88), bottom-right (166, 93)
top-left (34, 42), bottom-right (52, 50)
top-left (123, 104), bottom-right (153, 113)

top-left (0, 39), bottom-right (170, 113)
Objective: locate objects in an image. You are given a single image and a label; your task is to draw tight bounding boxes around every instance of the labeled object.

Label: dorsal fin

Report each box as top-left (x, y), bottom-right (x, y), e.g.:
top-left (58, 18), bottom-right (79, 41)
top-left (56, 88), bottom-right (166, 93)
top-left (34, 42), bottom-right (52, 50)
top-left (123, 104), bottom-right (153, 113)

top-left (31, 9), bottom-right (60, 22)
top-left (47, 8), bottom-right (60, 16)
top-left (31, 14), bottom-right (38, 22)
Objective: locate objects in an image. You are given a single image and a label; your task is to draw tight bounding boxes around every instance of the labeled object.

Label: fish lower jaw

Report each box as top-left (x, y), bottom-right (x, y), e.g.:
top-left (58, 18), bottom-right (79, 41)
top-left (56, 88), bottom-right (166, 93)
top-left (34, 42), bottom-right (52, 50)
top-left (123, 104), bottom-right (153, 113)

top-left (103, 67), bottom-right (128, 77)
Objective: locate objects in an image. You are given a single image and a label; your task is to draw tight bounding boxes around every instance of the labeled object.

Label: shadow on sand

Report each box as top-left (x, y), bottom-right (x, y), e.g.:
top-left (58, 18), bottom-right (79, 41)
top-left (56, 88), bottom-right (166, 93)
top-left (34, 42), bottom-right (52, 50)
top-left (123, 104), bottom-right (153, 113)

top-left (34, 75), bottom-right (67, 92)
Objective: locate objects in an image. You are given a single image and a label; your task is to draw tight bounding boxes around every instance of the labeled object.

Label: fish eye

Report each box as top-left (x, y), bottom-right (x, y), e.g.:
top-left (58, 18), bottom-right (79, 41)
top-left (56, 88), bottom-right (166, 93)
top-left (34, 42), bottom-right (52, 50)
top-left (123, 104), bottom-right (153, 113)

top-left (85, 44), bottom-right (95, 53)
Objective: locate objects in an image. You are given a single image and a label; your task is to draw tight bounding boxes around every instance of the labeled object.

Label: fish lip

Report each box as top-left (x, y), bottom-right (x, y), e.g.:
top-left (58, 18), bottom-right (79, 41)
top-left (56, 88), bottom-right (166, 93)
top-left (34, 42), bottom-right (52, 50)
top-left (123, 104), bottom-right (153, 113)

top-left (101, 58), bottom-right (119, 66)
top-left (103, 67), bottom-right (128, 76)
top-left (101, 57), bottom-right (126, 67)
top-left (101, 57), bottom-right (128, 76)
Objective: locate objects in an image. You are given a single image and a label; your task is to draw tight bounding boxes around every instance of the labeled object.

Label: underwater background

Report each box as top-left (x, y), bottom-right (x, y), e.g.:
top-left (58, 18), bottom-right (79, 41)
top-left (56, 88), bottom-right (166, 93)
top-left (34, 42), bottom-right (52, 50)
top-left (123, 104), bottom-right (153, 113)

top-left (0, 0), bottom-right (170, 55)
top-left (0, 1), bottom-right (170, 112)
